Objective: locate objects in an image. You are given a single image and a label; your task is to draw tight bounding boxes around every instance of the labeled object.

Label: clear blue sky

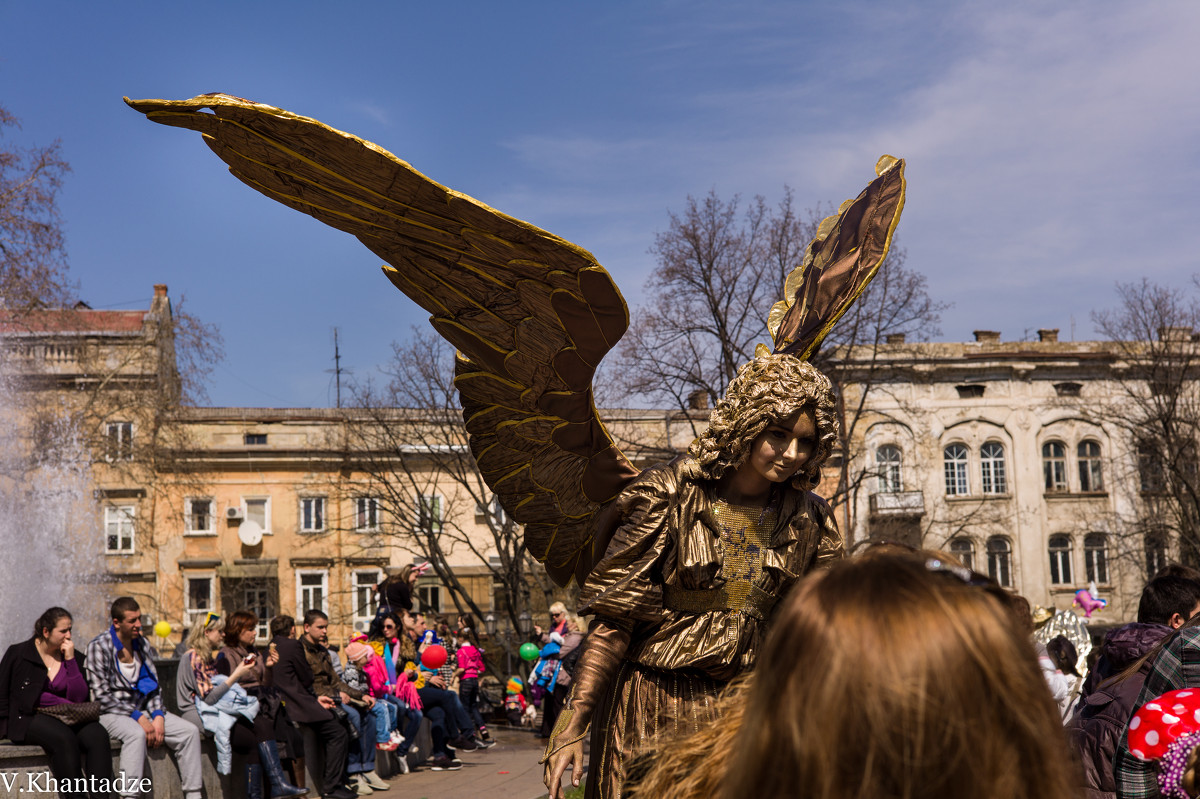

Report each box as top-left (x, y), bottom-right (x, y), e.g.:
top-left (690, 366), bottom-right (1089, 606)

top-left (3, 1), bottom-right (1199, 407)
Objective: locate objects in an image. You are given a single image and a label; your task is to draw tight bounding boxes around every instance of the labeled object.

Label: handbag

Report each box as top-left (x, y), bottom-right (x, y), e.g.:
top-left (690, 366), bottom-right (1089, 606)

top-left (37, 701), bottom-right (101, 726)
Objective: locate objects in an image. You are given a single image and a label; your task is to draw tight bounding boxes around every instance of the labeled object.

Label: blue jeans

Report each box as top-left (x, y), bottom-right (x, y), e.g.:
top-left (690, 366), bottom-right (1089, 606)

top-left (378, 695), bottom-right (422, 753)
top-left (370, 700), bottom-right (396, 743)
top-left (340, 703), bottom-right (376, 775)
top-left (417, 685), bottom-right (473, 739)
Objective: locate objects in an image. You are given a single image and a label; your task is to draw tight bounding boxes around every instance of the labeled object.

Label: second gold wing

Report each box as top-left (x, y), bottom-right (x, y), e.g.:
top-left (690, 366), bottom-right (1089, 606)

top-left (125, 93), bottom-right (640, 586)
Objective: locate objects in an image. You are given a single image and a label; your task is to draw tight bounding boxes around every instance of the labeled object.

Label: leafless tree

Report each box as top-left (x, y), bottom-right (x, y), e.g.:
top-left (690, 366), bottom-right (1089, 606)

top-left (606, 185), bottom-right (945, 535)
top-left (345, 329), bottom-right (565, 657)
top-left (1091, 278), bottom-right (1200, 568)
top-left (0, 105), bottom-right (74, 313)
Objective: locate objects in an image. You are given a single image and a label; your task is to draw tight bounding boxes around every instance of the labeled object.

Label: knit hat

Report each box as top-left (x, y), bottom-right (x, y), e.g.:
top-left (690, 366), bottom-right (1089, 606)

top-left (345, 641), bottom-right (372, 663)
top-left (349, 632), bottom-right (368, 644)
top-left (506, 676), bottom-right (524, 694)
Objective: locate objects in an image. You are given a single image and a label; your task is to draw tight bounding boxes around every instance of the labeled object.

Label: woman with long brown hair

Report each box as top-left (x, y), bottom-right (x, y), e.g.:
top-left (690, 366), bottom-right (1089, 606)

top-left (627, 551), bottom-right (1077, 799)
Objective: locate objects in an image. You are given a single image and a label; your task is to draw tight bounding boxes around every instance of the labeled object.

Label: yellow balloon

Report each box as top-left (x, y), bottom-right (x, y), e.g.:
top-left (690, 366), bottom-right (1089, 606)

top-left (153, 621), bottom-right (172, 638)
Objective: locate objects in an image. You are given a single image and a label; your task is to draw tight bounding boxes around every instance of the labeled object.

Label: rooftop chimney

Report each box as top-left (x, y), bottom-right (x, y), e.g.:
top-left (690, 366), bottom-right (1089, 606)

top-left (1037, 329), bottom-right (1059, 343)
top-left (885, 333), bottom-right (906, 345)
top-left (973, 330), bottom-right (1001, 343)
top-left (154, 284), bottom-right (168, 298)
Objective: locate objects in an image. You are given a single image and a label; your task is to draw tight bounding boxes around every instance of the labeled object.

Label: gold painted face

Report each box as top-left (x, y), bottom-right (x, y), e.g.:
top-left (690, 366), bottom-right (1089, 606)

top-left (743, 408), bottom-right (818, 486)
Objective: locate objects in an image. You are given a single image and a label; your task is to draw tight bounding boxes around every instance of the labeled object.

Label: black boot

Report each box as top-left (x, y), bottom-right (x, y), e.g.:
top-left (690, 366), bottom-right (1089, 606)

top-left (259, 740), bottom-right (310, 797)
top-left (247, 763), bottom-right (265, 799)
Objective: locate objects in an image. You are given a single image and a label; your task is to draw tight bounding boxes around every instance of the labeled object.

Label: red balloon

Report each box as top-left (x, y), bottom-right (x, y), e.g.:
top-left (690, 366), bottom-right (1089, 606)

top-left (421, 644), bottom-right (447, 670)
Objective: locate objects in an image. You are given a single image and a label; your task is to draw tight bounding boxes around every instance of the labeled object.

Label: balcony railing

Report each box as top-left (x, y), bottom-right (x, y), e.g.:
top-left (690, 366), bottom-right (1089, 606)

top-left (869, 490), bottom-right (925, 517)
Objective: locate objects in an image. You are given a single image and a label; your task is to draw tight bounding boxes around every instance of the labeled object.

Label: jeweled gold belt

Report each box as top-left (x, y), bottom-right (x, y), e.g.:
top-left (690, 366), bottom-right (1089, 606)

top-left (663, 583), bottom-right (777, 621)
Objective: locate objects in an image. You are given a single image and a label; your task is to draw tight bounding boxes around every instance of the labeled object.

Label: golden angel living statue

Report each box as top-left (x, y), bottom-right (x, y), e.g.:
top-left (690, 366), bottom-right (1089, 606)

top-left (127, 94), bottom-right (905, 799)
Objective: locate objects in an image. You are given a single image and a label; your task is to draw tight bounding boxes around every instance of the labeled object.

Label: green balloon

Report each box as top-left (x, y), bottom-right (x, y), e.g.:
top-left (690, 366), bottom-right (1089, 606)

top-left (519, 642), bottom-right (540, 661)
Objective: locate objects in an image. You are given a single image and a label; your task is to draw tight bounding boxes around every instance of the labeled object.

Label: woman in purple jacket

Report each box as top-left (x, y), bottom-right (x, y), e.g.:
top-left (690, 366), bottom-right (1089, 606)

top-left (0, 607), bottom-right (113, 797)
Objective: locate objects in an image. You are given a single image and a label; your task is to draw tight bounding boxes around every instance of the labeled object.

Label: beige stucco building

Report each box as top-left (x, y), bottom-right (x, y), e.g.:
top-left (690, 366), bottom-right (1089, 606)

top-left (831, 328), bottom-right (1171, 620)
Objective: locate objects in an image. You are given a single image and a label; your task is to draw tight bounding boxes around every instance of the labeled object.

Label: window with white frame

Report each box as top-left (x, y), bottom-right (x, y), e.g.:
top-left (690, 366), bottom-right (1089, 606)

top-left (1043, 441), bottom-right (1068, 492)
top-left (244, 586), bottom-right (273, 640)
top-left (185, 498), bottom-right (214, 534)
top-left (297, 571), bottom-right (328, 615)
top-left (986, 536), bottom-right (1012, 588)
top-left (185, 575), bottom-right (214, 626)
top-left (1078, 441), bottom-right (1104, 492)
top-left (417, 494), bottom-right (443, 533)
top-left (476, 495), bottom-right (510, 528)
top-left (949, 537), bottom-right (975, 571)
top-left (244, 497), bottom-right (270, 533)
top-left (300, 497), bottom-right (326, 533)
top-left (418, 584), bottom-right (442, 613)
top-left (980, 441), bottom-right (1007, 494)
top-left (875, 445), bottom-right (902, 493)
top-left (353, 570), bottom-right (381, 632)
top-left (1048, 534), bottom-right (1073, 585)
top-left (943, 444), bottom-right (969, 496)
top-left (104, 505), bottom-right (135, 553)
top-left (105, 421), bottom-right (133, 461)
top-left (1085, 532), bottom-right (1109, 584)
top-left (356, 497), bottom-right (381, 532)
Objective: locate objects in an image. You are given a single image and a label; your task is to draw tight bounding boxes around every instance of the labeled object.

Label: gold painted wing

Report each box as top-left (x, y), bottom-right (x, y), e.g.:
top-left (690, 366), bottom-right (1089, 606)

top-left (125, 93), bottom-right (639, 586)
top-left (766, 155), bottom-right (906, 358)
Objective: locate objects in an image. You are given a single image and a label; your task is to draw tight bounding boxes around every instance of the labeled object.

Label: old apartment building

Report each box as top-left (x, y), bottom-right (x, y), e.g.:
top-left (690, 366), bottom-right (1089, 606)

top-left (831, 328), bottom-right (1184, 619)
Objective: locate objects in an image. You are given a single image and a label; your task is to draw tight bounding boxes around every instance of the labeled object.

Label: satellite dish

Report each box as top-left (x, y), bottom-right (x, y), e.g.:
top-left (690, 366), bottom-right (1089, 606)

top-left (238, 519), bottom-right (264, 547)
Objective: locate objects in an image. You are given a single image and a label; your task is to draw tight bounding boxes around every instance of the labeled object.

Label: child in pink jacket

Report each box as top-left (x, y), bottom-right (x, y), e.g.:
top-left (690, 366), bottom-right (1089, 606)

top-left (452, 628), bottom-right (490, 743)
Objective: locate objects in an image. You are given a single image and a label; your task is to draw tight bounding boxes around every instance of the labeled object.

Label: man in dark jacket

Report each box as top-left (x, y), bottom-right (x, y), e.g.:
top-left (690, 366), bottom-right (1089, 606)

top-left (1068, 575), bottom-right (1200, 798)
top-left (268, 615), bottom-right (355, 799)
top-left (300, 610), bottom-right (388, 793)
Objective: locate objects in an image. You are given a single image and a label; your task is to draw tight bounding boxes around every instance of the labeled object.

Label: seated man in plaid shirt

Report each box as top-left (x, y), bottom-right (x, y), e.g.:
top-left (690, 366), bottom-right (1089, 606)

top-left (1114, 620), bottom-right (1200, 797)
top-left (86, 597), bottom-right (203, 799)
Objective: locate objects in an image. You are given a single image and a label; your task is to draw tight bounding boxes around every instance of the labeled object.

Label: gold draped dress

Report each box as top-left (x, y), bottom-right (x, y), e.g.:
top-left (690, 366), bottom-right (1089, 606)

top-left (570, 457), bottom-right (843, 799)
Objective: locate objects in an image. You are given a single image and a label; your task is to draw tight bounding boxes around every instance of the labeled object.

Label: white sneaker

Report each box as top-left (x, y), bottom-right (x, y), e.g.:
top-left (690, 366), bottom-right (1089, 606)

top-left (389, 730), bottom-right (404, 745)
top-left (353, 774), bottom-right (374, 795)
top-left (361, 771), bottom-right (390, 791)
top-left (395, 755), bottom-right (410, 775)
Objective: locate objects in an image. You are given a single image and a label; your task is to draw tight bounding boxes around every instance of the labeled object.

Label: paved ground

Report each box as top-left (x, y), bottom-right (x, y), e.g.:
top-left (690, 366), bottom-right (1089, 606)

top-left (365, 727), bottom-right (581, 799)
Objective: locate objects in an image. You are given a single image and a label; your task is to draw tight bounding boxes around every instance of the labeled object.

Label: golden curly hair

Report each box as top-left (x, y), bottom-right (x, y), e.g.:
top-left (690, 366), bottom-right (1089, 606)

top-left (687, 354), bottom-right (838, 489)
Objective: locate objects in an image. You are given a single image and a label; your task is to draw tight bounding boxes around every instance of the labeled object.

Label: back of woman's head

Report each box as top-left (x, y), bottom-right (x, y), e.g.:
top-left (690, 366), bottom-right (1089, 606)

top-left (723, 553), bottom-right (1073, 799)
top-left (1046, 635), bottom-right (1081, 677)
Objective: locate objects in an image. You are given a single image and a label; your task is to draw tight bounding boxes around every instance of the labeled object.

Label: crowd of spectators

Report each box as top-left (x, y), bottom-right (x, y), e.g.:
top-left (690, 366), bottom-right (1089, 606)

top-left (0, 578), bottom-right (582, 799)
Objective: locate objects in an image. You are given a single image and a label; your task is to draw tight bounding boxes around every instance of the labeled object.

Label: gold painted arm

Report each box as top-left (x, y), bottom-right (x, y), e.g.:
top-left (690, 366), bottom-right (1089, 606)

top-left (542, 614), bottom-right (628, 767)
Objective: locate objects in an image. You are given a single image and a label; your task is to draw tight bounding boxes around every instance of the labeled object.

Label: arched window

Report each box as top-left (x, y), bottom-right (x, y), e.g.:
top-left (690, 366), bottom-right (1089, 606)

top-left (876, 444), bottom-right (902, 493)
top-left (1079, 440), bottom-right (1104, 492)
top-left (944, 444), bottom-right (969, 496)
top-left (1048, 534), bottom-right (1073, 585)
top-left (949, 537), bottom-right (975, 572)
top-left (1145, 531), bottom-right (1168, 578)
top-left (1085, 533), bottom-right (1109, 584)
top-left (1043, 441), bottom-right (1068, 492)
top-left (986, 536), bottom-right (1012, 588)
top-left (981, 441), bottom-right (1007, 494)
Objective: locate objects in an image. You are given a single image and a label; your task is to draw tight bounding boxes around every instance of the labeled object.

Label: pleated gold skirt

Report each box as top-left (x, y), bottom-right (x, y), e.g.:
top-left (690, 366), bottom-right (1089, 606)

top-left (586, 660), bottom-right (725, 799)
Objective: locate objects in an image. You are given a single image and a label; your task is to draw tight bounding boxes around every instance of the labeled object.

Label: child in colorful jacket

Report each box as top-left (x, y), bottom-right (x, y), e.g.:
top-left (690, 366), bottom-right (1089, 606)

top-left (346, 635), bottom-right (423, 757)
top-left (453, 628), bottom-right (490, 743)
